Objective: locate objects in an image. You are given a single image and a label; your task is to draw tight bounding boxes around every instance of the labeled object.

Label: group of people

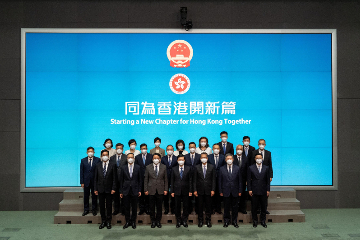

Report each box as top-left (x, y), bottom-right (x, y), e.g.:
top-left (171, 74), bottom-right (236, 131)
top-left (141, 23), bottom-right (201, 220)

top-left (80, 131), bottom-right (273, 230)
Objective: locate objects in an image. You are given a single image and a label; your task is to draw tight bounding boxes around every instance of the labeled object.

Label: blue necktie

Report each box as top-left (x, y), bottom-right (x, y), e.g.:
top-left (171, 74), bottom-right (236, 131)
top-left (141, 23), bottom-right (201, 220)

top-left (130, 165), bottom-right (133, 178)
top-left (143, 155), bottom-right (146, 165)
top-left (180, 167), bottom-right (183, 180)
top-left (169, 157), bottom-right (172, 165)
top-left (245, 147), bottom-right (248, 156)
top-left (117, 156), bottom-right (120, 167)
top-left (203, 166), bottom-right (206, 178)
top-left (191, 155), bottom-right (194, 165)
top-left (155, 165), bottom-right (158, 176)
top-left (223, 143), bottom-right (226, 153)
top-left (103, 163), bottom-right (107, 177)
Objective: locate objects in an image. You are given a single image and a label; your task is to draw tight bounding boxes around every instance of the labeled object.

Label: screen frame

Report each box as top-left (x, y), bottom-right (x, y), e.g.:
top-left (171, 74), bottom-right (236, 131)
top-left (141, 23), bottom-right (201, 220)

top-left (20, 28), bottom-right (337, 192)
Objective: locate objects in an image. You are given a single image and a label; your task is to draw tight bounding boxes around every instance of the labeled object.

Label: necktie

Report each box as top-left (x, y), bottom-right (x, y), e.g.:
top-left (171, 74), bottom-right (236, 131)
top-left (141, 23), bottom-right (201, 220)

top-left (169, 157), bottom-right (172, 165)
top-left (261, 151), bottom-right (264, 159)
top-left (89, 158), bottom-right (92, 167)
top-left (155, 165), bottom-right (158, 176)
top-left (245, 147), bottom-right (248, 156)
top-left (238, 156), bottom-right (241, 166)
top-left (203, 166), bottom-right (206, 178)
top-left (180, 167), bottom-right (183, 179)
top-left (117, 156), bottom-right (120, 167)
top-left (130, 165), bottom-right (133, 178)
top-left (143, 155), bottom-right (146, 165)
top-left (191, 155), bottom-right (194, 165)
top-left (103, 163), bottom-right (107, 177)
top-left (223, 143), bottom-right (226, 153)
top-left (215, 156), bottom-right (218, 167)
top-left (228, 166), bottom-right (232, 174)
top-left (258, 166), bottom-right (261, 173)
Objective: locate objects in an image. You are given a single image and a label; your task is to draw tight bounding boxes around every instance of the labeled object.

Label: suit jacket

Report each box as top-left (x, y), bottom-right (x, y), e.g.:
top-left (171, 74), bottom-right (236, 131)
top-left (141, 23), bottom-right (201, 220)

top-left (161, 154), bottom-right (178, 186)
top-left (247, 164), bottom-right (270, 196)
top-left (80, 156), bottom-right (101, 187)
top-left (193, 163), bottom-right (216, 195)
top-left (184, 153), bottom-right (201, 172)
top-left (119, 164), bottom-right (142, 196)
top-left (233, 153), bottom-right (249, 182)
top-left (144, 163), bottom-right (168, 195)
top-left (94, 161), bottom-right (117, 194)
top-left (218, 141), bottom-right (234, 155)
top-left (251, 149), bottom-right (273, 178)
top-left (243, 145), bottom-right (255, 160)
top-left (170, 165), bottom-right (192, 195)
top-left (135, 153), bottom-right (153, 177)
top-left (150, 147), bottom-right (166, 158)
top-left (110, 154), bottom-right (127, 169)
top-left (218, 164), bottom-right (242, 197)
top-left (208, 153), bottom-right (225, 177)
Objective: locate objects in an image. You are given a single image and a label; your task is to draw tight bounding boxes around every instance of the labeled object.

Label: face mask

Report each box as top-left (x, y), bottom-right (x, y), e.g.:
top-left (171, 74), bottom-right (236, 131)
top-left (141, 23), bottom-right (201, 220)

top-left (221, 137), bottom-right (227, 142)
top-left (243, 141), bottom-right (249, 146)
top-left (130, 145), bottom-right (136, 150)
top-left (155, 142), bottom-right (160, 147)
top-left (102, 156), bottom-right (109, 162)
top-left (213, 149), bottom-right (219, 154)
top-left (259, 144), bottom-right (265, 150)
top-left (178, 160), bottom-right (185, 166)
top-left (178, 145), bottom-right (183, 150)
top-left (87, 152), bottom-right (94, 158)
top-left (200, 142), bottom-right (206, 147)
top-left (167, 150), bottom-right (173, 155)
top-left (190, 148), bottom-right (195, 153)
top-left (226, 159), bottom-right (233, 165)
top-left (116, 149), bottom-right (123, 154)
top-left (105, 143), bottom-right (111, 149)
top-left (128, 158), bottom-right (134, 164)
top-left (141, 149), bottom-right (147, 154)
top-left (153, 159), bottom-right (159, 165)
top-left (256, 159), bottom-right (263, 164)
top-left (236, 150), bottom-right (243, 155)
top-left (201, 158), bottom-right (207, 163)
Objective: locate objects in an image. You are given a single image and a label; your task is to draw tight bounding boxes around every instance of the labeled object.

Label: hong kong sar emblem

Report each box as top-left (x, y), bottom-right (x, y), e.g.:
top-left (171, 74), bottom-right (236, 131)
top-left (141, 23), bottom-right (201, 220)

top-left (167, 40), bottom-right (193, 68)
top-left (169, 74), bottom-right (190, 94)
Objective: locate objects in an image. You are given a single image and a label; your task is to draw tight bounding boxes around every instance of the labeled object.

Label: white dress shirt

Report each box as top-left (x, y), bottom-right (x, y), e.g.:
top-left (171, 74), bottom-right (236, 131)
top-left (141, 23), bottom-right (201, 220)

top-left (236, 154), bottom-right (242, 166)
top-left (128, 163), bottom-right (133, 175)
top-left (257, 163), bottom-right (262, 173)
top-left (88, 157), bottom-right (93, 166)
top-left (102, 161), bottom-right (109, 171)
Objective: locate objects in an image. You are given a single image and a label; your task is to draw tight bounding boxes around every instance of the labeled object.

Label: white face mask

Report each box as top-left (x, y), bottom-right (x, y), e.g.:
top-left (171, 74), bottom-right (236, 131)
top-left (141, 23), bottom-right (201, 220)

top-left (130, 145), bottom-right (136, 150)
top-left (87, 152), bottom-right (94, 158)
top-left (221, 137), bottom-right (227, 142)
top-left (213, 149), bottom-right (219, 155)
top-left (155, 142), bottom-right (160, 147)
top-left (190, 148), bottom-right (195, 153)
top-left (178, 145), bottom-right (183, 150)
top-left (102, 156), bottom-right (109, 162)
top-left (167, 150), bottom-right (173, 155)
top-left (128, 158), bottom-right (134, 164)
top-left (243, 141), bottom-right (249, 146)
top-left (200, 142), bottom-right (206, 147)
top-left (141, 149), bottom-right (147, 154)
top-left (201, 158), bottom-right (207, 163)
top-left (256, 159), bottom-right (263, 164)
top-left (105, 143), bottom-right (111, 149)
top-left (259, 144), bottom-right (265, 150)
top-left (153, 159), bottom-right (159, 165)
top-left (116, 149), bottom-right (123, 154)
top-left (236, 150), bottom-right (243, 155)
top-left (226, 159), bottom-right (233, 165)
top-left (178, 160), bottom-right (185, 166)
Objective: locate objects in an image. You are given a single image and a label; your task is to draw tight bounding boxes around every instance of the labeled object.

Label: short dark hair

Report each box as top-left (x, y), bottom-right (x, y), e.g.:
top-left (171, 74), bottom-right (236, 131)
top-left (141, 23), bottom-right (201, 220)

top-left (220, 131), bottom-right (228, 136)
top-left (200, 152), bottom-right (208, 157)
top-left (176, 139), bottom-right (185, 150)
top-left (153, 153), bottom-right (161, 158)
top-left (258, 139), bottom-right (266, 143)
top-left (213, 143), bottom-right (220, 148)
top-left (154, 137), bottom-right (161, 143)
top-left (101, 149), bottom-right (109, 156)
top-left (243, 136), bottom-right (250, 141)
top-left (127, 152), bottom-right (134, 157)
top-left (166, 145), bottom-right (174, 149)
top-left (225, 153), bottom-right (233, 159)
top-left (255, 153), bottom-right (263, 158)
top-left (115, 143), bottom-right (124, 148)
top-left (103, 138), bottom-right (113, 148)
top-left (189, 142), bottom-right (196, 146)
top-left (140, 143), bottom-right (147, 148)
top-left (199, 137), bottom-right (209, 148)
top-left (87, 146), bottom-right (94, 151)
top-left (177, 154), bottom-right (185, 160)
top-left (128, 139), bottom-right (136, 146)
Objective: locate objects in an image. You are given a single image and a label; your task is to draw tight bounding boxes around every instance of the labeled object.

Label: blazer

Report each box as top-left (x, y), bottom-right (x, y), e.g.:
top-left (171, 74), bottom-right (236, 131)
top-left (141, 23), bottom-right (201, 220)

top-left (184, 153), bottom-right (201, 172)
top-left (218, 164), bottom-right (242, 197)
top-left (208, 153), bottom-right (225, 176)
top-left (144, 163), bottom-right (168, 195)
top-left (243, 145), bottom-right (256, 160)
top-left (247, 164), bottom-right (270, 196)
top-left (110, 154), bottom-right (127, 170)
top-left (193, 163), bottom-right (216, 195)
top-left (150, 147), bottom-right (166, 158)
top-left (80, 156), bottom-right (100, 187)
top-left (170, 165), bottom-right (192, 195)
top-left (218, 141), bottom-right (234, 155)
top-left (161, 154), bottom-right (178, 185)
top-left (119, 164), bottom-right (142, 196)
top-left (135, 153), bottom-right (153, 177)
top-left (94, 161), bottom-right (117, 194)
top-left (233, 153), bottom-right (249, 182)
top-left (251, 149), bottom-right (273, 178)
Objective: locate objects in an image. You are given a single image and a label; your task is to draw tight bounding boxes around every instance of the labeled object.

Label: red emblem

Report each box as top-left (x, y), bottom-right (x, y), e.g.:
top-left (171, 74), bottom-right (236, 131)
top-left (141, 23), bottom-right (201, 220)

top-left (169, 74), bottom-right (190, 94)
top-left (167, 40), bottom-right (193, 68)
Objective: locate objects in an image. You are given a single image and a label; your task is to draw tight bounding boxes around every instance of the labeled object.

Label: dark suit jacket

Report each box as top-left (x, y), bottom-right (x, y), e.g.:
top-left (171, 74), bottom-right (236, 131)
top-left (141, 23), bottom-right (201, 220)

top-left (247, 164), bottom-right (270, 196)
top-left (193, 163), bottom-right (216, 195)
top-left (170, 165), bottom-right (192, 195)
top-left (119, 164), bottom-right (142, 196)
top-left (135, 153), bottom-right (153, 177)
top-left (184, 153), bottom-right (200, 172)
top-left (251, 149), bottom-right (273, 178)
top-left (218, 141), bottom-right (234, 155)
top-left (109, 154), bottom-right (127, 189)
top-left (94, 161), bottom-right (117, 194)
top-left (208, 153), bottom-right (225, 177)
top-left (233, 153), bottom-right (249, 183)
top-left (218, 165), bottom-right (242, 197)
top-left (80, 156), bottom-right (100, 187)
top-left (161, 154), bottom-right (178, 185)
top-left (144, 163), bottom-right (168, 195)
top-left (243, 145), bottom-right (256, 160)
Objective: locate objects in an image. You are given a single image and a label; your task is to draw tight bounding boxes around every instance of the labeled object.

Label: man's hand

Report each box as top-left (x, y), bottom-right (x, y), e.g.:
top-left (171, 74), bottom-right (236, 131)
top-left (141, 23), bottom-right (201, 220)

top-left (81, 184), bottom-right (84, 188)
top-left (194, 191), bottom-right (198, 197)
top-left (111, 190), bottom-right (115, 194)
top-left (94, 191), bottom-right (98, 195)
top-left (138, 192), bottom-right (141, 197)
top-left (189, 192), bottom-right (192, 197)
top-left (267, 191), bottom-right (270, 197)
top-left (171, 193), bottom-right (175, 197)
top-left (220, 193), bottom-right (223, 196)
top-left (145, 191), bottom-right (149, 196)
top-left (239, 193), bottom-right (242, 196)
top-left (211, 191), bottom-right (215, 197)
top-left (249, 191), bottom-right (253, 197)
top-left (270, 178), bottom-right (273, 182)
top-left (120, 194), bottom-right (123, 198)
top-left (164, 191), bottom-right (168, 195)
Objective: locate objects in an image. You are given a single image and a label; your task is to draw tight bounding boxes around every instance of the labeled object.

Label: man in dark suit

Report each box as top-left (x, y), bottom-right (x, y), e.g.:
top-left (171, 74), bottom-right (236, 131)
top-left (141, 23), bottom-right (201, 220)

top-left (233, 144), bottom-right (249, 214)
top-left (109, 143), bottom-right (127, 216)
top-left (243, 136), bottom-right (256, 162)
top-left (218, 131), bottom-right (234, 155)
top-left (219, 154), bottom-right (242, 228)
top-left (119, 153), bottom-right (142, 229)
top-left (80, 147), bottom-right (100, 216)
top-left (208, 143), bottom-right (225, 214)
top-left (94, 150), bottom-right (117, 229)
top-left (184, 142), bottom-right (200, 214)
top-left (144, 153), bottom-right (168, 228)
top-left (161, 145), bottom-right (177, 214)
top-left (171, 154), bottom-right (192, 228)
top-left (248, 153), bottom-right (270, 228)
top-left (134, 143), bottom-right (153, 215)
top-left (193, 153), bottom-right (216, 228)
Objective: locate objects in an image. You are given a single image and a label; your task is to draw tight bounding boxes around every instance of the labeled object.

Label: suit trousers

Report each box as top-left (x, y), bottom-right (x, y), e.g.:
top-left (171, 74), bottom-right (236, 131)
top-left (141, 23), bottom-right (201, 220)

top-left (174, 194), bottom-right (189, 222)
top-left (223, 194), bottom-right (239, 223)
top-left (188, 195), bottom-right (198, 214)
top-left (112, 187), bottom-right (122, 213)
top-left (238, 189), bottom-right (248, 212)
top-left (123, 190), bottom-right (138, 222)
top-left (83, 183), bottom-right (97, 211)
top-left (212, 181), bottom-right (222, 212)
top-left (197, 194), bottom-right (212, 221)
top-left (149, 192), bottom-right (164, 222)
top-left (99, 192), bottom-right (112, 223)
top-left (139, 187), bottom-right (149, 212)
top-left (163, 191), bottom-right (174, 212)
top-left (251, 194), bottom-right (267, 223)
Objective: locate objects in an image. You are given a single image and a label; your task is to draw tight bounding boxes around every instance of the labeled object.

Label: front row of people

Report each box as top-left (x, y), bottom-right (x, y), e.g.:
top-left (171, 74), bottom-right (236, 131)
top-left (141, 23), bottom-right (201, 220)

top-left (88, 148), bottom-right (270, 230)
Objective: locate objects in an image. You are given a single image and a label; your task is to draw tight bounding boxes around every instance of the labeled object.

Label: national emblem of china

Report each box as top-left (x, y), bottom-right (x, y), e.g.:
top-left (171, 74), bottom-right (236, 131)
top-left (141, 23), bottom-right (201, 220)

top-left (169, 74), bottom-right (190, 94)
top-left (167, 40), bottom-right (193, 68)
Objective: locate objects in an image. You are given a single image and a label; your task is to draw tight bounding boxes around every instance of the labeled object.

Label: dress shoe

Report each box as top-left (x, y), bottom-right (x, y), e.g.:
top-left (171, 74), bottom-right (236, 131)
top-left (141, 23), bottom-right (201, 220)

top-left (183, 221), bottom-right (188, 228)
top-left (253, 221), bottom-right (258, 228)
top-left (223, 222), bottom-right (229, 228)
top-left (207, 221), bottom-right (212, 228)
top-left (156, 222), bottom-right (162, 228)
top-left (176, 222), bottom-right (181, 228)
top-left (261, 221), bottom-right (267, 228)
top-left (99, 222), bottom-right (105, 229)
top-left (138, 210), bottom-right (145, 215)
top-left (106, 222), bottom-right (111, 229)
top-left (151, 222), bottom-right (156, 228)
top-left (82, 210), bottom-right (89, 216)
top-left (266, 210), bottom-right (270, 214)
top-left (123, 222), bottom-right (130, 229)
top-left (198, 221), bottom-right (203, 227)
top-left (233, 222), bottom-right (239, 228)
top-left (132, 222), bottom-right (136, 229)
top-left (164, 210), bottom-right (169, 215)
top-left (239, 210), bottom-right (247, 214)
top-left (92, 210), bottom-right (97, 216)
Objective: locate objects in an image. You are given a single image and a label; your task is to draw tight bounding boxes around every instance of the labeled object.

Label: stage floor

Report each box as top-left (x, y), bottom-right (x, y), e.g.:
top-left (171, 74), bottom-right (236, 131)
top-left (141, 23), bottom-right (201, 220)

top-left (0, 209), bottom-right (360, 240)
